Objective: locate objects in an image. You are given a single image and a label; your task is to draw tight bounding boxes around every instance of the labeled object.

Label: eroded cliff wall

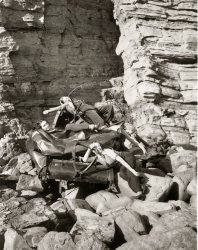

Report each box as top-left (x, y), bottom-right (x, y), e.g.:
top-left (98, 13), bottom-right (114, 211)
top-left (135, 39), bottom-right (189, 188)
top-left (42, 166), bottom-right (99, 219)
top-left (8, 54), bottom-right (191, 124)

top-left (0, 0), bottom-right (123, 165)
top-left (112, 0), bottom-right (197, 147)
top-left (0, 0), bottom-right (122, 125)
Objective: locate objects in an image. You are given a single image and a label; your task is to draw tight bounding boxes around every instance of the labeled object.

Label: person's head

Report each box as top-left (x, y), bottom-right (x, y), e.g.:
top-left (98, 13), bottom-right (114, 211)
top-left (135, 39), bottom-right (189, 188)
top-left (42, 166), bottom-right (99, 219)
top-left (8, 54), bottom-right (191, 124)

top-left (39, 120), bottom-right (51, 131)
top-left (60, 96), bottom-right (71, 105)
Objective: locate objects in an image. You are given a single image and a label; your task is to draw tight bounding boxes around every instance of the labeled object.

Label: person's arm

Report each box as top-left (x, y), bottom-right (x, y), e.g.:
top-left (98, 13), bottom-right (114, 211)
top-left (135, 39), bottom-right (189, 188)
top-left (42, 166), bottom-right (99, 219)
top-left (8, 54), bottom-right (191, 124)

top-left (43, 103), bottom-right (69, 115)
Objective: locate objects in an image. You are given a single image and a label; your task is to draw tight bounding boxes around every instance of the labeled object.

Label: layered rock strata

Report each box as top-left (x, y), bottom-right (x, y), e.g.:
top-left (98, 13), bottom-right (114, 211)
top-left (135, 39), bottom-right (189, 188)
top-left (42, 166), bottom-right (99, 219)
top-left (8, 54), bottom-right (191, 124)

top-left (112, 0), bottom-right (197, 146)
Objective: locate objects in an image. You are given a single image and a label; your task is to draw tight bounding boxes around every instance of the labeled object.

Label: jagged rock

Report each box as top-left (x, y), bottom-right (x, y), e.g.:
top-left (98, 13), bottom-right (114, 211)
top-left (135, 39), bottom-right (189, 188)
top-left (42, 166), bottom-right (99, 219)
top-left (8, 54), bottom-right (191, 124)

top-left (116, 227), bottom-right (196, 250)
top-left (37, 231), bottom-right (76, 250)
top-left (115, 210), bottom-right (146, 241)
top-left (143, 174), bottom-right (172, 201)
top-left (3, 228), bottom-right (32, 250)
top-left (150, 209), bottom-right (197, 235)
top-left (74, 231), bottom-right (109, 250)
top-left (187, 177), bottom-right (197, 196)
top-left (71, 208), bottom-right (115, 244)
top-left (0, 197), bottom-right (57, 232)
top-left (136, 124), bottom-right (166, 145)
top-left (131, 200), bottom-right (176, 215)
top-left (0, 132), bottom-right (22, 166)
top-left (112, 0), bottom-right (197, 147)
top-left (16, 174), bottom-right (44, 192)
top-left (170, 150), bottom-right (197, 173)
top-left (16, 153), bottom-right (34, 174)
top-left (0, 188), bottom-right (19, 202)
top-left (23, 227), bottom-right (47, 248)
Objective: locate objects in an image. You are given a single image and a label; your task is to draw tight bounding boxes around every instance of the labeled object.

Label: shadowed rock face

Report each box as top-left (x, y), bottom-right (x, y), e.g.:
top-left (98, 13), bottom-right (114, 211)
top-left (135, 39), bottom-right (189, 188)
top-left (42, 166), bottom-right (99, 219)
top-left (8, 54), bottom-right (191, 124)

top-left (0, 0), bottom-right (123, 127)
top-left (0, 0), bottom-right (123, 165)
top-left (112, 0), bottom-right (197, 147)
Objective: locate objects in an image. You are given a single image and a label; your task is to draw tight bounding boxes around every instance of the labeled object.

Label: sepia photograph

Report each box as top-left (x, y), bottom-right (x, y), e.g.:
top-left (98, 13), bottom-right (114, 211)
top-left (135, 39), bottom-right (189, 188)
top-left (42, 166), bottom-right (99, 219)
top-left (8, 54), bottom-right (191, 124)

top-left (0, 0), bottom-right (197, 249)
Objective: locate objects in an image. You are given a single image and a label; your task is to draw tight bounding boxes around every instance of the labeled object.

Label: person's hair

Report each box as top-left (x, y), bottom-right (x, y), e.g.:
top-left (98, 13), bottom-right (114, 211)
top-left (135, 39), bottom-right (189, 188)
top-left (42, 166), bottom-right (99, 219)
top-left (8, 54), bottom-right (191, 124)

top-left (59, 96), bottom-right (68, 104)
top-left (33, 120), bottom-right (46, 130)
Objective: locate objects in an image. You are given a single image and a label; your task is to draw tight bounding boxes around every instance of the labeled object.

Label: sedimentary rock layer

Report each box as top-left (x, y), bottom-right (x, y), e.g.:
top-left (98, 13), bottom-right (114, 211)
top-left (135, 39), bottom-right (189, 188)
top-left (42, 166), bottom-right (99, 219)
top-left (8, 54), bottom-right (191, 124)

top-left (112, 0), bottom-right (197, 146)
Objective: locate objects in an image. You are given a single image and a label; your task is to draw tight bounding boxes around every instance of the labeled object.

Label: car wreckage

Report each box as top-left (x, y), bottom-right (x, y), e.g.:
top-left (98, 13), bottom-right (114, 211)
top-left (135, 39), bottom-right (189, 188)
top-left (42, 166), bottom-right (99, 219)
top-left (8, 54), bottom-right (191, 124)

top-left (26, 108), bottom-right (146, 193)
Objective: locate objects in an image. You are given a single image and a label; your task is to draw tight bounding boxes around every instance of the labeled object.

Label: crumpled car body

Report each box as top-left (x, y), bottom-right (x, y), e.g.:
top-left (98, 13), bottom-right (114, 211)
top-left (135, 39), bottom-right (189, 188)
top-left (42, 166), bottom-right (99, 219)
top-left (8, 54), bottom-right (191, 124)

top-left (26, 109), bottom-right (121, 186)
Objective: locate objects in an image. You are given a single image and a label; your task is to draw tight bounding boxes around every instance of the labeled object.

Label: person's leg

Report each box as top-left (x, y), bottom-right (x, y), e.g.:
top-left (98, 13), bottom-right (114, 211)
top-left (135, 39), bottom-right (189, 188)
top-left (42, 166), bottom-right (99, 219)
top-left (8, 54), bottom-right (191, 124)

top-left (96, 104), bottom-right (114, 123)
top-left (65, 123), bottom-right (89, 132)
top-left (119, 152), bottom-right (142, 193)
top-left (84, 109), bottom-right (105, 126)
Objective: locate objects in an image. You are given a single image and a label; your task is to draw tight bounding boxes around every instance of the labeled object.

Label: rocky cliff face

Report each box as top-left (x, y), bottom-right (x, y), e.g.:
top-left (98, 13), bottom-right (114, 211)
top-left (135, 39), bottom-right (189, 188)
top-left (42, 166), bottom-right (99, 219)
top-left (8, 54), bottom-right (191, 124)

top-left (0, 0), bottom-right (122, 126)
top-left (0, 0), bottom-right (123, 165)
top-left (112, 0), bottom-right (197, 147)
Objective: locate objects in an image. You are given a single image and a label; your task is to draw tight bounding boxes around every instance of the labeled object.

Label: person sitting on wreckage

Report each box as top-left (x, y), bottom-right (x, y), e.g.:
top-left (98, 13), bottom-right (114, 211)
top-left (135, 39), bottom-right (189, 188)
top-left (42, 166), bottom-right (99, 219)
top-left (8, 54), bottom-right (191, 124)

top-left (43, 96), bottom-right (115, 127)
top-left (80, 142), bottom-right (143, 198)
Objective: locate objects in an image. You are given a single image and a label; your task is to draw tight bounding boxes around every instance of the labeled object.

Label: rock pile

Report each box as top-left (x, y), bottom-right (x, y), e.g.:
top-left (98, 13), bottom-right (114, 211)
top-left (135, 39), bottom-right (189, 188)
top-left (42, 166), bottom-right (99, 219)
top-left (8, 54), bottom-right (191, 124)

top-left (0, 144), bottom-right (196, 250)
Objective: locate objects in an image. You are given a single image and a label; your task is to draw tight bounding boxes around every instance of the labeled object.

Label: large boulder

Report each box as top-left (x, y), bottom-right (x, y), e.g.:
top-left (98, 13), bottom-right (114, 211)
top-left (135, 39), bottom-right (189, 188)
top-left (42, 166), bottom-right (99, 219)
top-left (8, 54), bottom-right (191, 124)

top-left (170, 150), bottom-right (197, 173)
top-left (116, 227), bottom-right (196, 250)
top-left (187, 177), bottom-right (197, 196)
top-left (85, 191), bottom-right (119, 211)
top-left (115, 210), bottom-right (146, 241)
top-left (86, 191), bottom-right (132, 215)
top-left (0, 197), bottom-right (57, 232)
top-left (4, 228), bottom-right (31, 250)
top-left (71, 208), bottom-right (115, 244)
top-left (131, 200), bottom-right (176, 215)
top-left (23, 227), bottom-right (48, 248)
top-left (74, 231), bottom-right (109, 250)
top-left (171, 169), bottom-right (194, 201)
top-left (143, 174), bottom-right (173, 201)
top-left (37, 231), bottom-right (76, 250)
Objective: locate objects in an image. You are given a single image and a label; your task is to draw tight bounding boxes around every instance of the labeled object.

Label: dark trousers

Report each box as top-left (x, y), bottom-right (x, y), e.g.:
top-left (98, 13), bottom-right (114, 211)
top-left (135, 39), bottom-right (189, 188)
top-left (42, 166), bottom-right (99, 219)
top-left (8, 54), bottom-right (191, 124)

top-left (118, 152), bottom-right (142, 193)
top-left (83, 104), bottom-right (114, 126)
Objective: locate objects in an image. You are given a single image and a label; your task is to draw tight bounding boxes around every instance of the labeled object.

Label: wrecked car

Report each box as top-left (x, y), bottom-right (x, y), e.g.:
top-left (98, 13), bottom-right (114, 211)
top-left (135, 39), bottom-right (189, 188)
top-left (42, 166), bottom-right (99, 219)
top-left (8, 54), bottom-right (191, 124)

top-left (26, 109), bottom-right (122, 191)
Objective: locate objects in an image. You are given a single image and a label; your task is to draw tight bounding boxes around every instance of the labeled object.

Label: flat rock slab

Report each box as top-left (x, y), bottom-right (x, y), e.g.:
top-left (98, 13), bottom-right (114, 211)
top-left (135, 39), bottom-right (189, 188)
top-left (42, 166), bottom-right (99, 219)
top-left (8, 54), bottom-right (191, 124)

top-left (85, 190), bottom-right (119, 211)
top-left (131, 199), bottom-right (176, 215)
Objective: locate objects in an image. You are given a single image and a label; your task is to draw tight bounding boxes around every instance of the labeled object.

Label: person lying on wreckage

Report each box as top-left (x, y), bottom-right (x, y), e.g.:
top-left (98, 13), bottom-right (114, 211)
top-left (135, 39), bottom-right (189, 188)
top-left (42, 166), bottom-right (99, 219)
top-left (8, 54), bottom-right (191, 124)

top-left (26, 96), bottom-right (153, 198)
